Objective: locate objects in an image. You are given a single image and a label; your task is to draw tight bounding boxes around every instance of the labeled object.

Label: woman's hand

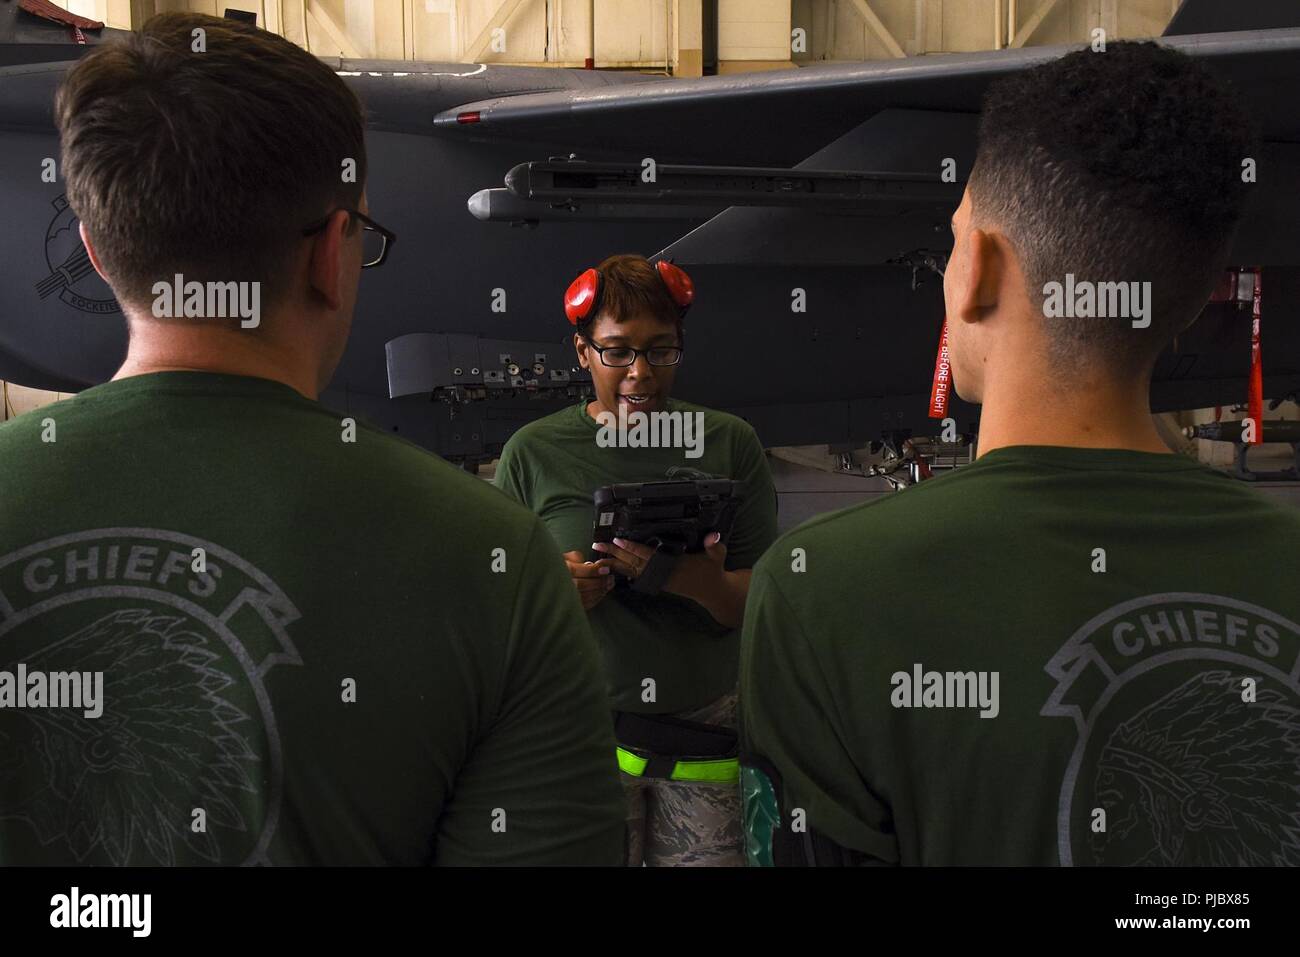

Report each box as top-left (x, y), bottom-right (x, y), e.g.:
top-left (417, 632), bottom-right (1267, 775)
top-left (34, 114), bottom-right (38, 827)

top-left (563, 550), bottom-right (616, 611)
top-left (589, 535), bottom-right (720, 598)
top-left (591, 534), bottom-right (750, 628)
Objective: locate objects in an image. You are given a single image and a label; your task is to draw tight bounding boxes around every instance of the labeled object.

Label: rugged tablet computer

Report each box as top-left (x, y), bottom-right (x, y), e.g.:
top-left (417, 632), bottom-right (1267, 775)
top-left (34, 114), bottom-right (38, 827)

top-left (592, 479), bottom-right (742, 556)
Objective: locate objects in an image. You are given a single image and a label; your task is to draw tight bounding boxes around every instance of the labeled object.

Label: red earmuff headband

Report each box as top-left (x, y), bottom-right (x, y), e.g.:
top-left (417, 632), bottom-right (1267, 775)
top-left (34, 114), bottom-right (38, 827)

top-left (655, 260), bottom-right (694, 316)
top-left (564, 268), bottom-right (603, 325)
top-left (564, 260), bottom-right (695, 326)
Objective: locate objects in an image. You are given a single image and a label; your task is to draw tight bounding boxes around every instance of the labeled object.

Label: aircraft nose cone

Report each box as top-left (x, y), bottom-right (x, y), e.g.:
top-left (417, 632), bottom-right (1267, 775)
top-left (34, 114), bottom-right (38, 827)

top-left (467, 189), bottom-right (492, 221)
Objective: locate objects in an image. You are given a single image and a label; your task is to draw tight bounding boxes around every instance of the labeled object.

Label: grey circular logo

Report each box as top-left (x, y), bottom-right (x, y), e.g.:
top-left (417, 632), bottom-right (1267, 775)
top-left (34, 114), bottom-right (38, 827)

top-left (1042, 593), bottom-right (1300, 866)
top-left (0, 529), bottom-right (301, 864)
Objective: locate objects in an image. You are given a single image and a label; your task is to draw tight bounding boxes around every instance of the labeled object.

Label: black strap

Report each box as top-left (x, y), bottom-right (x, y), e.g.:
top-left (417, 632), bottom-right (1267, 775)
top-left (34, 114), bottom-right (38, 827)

top-left (630, 546), bottom-right (678, 595)
top-left (640, 754), bottom-right (678, 779)
top-left (613, 710), bottom-right (738, 759)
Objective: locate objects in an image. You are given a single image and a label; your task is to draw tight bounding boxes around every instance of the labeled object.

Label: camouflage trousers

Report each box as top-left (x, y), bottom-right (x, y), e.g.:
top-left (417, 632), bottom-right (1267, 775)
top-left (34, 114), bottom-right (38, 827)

top-left (621, 691), bottom-right (745, 867)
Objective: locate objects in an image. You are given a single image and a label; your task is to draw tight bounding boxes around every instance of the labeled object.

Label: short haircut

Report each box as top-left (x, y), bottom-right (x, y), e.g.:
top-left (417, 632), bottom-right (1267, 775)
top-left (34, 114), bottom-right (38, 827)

top-left (55, 12), bottom-right (367, 315)
top-left (968, 41), bottom-right (1256, 371)
top-left (578, 254), bottom-right (683, 341)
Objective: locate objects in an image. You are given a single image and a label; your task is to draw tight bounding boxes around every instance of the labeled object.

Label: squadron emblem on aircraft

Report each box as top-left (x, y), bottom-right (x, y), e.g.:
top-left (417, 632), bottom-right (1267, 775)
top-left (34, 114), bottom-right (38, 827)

top-left (34, 193), bottom-right (120, 315)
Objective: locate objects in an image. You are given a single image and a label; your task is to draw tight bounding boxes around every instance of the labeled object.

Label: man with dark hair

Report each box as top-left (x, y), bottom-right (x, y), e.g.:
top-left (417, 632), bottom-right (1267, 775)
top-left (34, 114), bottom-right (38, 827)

top-left (961, 40), bottom-right (1255, 384)
top-left (0, 13), bottom-right (624, 865)
top-left (740, 42), bottom-right (1300, 866)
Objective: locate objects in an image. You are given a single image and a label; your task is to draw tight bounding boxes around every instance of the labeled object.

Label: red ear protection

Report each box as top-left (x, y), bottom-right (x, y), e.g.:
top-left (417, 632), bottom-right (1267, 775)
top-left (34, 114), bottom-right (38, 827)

top-left (564, 268), bottom-right (603, 325)
top-left (655, 260), bottom-right (694, 315)
top-left (563, 260), bottom-right (695, 325)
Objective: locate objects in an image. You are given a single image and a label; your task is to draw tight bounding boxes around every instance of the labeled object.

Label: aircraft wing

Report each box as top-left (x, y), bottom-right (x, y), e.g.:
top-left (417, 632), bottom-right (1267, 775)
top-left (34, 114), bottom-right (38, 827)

top-left (429, 28), bottom-right (1300, 167)
top-left (413, 16), bottom-right (1300, 451)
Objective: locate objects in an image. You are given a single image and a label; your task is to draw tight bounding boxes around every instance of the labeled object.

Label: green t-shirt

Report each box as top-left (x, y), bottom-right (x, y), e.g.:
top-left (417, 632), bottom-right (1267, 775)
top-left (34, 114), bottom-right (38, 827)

top-left (0, 372), bottom-right (624, 865)
top-left (495, 398), bottom-right (778, 714)
top-left (741, 445), bottom-right (1300, 866)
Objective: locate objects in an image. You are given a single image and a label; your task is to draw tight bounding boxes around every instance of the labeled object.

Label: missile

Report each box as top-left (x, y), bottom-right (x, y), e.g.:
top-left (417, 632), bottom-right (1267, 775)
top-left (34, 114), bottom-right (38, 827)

top-left (1183, 420), bottom-right (1300, 444)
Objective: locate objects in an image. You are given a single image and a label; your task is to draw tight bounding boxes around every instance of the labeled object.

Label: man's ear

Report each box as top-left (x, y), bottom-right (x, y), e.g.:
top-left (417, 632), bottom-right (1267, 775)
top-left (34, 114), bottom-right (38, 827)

top-left (78, 222), bottom-right (110, 283)
top-left (953, 227), bottom-right (1003, 326)
top-left (574, 332), bottom-right (590, 369)
top-left (307, 209), bottom-right (350, 311)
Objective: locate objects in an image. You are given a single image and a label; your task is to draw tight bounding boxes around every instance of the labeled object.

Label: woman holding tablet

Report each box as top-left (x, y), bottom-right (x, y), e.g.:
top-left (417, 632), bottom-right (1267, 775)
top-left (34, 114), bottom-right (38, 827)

top-left (495, 253), bottom-right (778, 866)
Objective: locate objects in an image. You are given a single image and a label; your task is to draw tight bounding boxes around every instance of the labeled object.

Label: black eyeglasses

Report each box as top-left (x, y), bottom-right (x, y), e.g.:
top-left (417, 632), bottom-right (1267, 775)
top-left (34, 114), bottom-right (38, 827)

top-left (583, 337), bottom-right (684, 368)
top-left (301, 208), bottom-right (397, 268)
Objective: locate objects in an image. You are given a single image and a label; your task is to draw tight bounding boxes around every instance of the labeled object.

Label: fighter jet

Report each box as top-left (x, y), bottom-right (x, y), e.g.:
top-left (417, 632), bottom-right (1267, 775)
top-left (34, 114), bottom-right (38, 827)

top-left (1, 0), bottom-right (1298, 464)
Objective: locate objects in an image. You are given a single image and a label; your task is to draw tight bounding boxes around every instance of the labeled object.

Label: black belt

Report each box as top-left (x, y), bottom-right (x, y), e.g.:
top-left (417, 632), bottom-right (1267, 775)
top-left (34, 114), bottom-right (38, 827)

top-left (613, 710), bottom-right (739, 782)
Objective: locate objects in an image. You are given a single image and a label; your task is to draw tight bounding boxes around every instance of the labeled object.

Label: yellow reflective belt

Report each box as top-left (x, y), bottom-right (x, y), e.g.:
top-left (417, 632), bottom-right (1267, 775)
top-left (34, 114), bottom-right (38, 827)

top-left (617, 747), bottom-right (649, 776)
top-left (616, 747), bottom-right (739, 783)
top-left (669, 758), bottom-right (740, 783)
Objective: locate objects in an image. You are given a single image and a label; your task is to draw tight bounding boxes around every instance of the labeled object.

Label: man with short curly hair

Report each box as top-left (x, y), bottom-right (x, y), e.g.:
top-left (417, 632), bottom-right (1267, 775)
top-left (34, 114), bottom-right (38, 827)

top-left (740, 42), bottom-right (1300, 866)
